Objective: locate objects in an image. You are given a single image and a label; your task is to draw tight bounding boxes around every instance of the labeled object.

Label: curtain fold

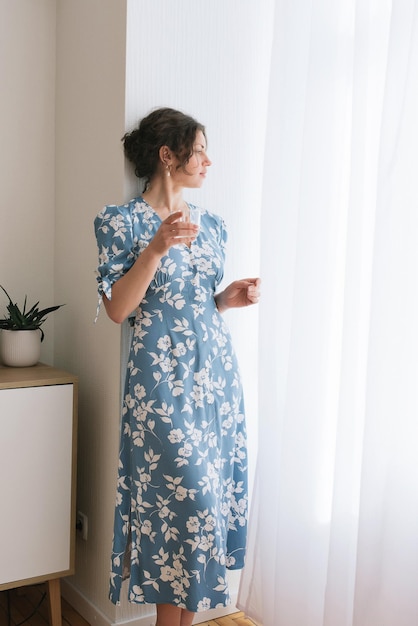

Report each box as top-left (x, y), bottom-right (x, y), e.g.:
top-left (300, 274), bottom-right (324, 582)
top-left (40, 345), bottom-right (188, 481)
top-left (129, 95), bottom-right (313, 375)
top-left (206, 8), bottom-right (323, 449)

top-left (238, 1), bottom-right (418, 624)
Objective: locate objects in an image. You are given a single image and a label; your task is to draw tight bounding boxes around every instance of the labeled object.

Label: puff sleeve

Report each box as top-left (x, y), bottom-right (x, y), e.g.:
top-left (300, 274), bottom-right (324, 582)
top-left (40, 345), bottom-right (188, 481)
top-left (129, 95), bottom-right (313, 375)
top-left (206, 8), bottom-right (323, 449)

top-left (94, 204), bottom-right (136, 318)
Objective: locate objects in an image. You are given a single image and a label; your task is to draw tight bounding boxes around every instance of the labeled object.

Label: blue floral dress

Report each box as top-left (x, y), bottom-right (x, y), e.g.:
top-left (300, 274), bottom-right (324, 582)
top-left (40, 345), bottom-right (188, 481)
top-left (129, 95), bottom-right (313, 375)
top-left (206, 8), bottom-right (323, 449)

top-left (94, 197), bottom-right (248, 613)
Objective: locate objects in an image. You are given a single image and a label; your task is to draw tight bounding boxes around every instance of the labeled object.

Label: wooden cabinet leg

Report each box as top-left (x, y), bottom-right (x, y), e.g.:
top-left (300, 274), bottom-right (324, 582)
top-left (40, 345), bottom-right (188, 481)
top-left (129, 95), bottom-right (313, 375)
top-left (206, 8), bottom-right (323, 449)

top-left (47, 578), bottom-right (62, 626)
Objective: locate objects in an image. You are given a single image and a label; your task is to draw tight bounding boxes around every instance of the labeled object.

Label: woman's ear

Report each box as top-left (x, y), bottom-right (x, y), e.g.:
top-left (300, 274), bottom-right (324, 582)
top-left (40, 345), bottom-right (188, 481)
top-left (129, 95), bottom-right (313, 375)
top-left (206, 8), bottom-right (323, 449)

top-left (159, 145), bottom-right (172, 167)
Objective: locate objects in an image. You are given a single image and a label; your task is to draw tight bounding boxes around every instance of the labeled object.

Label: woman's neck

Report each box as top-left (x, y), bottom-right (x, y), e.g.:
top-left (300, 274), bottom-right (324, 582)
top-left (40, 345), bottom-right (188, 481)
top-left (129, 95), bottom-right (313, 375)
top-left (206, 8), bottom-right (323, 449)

top-left (142, 179), bottom-right (186, 219)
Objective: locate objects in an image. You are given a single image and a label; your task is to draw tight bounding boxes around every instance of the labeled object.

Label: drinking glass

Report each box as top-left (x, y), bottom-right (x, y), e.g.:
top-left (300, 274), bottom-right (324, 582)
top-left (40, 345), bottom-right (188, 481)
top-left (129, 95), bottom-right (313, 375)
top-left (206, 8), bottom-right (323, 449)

top-left (189, 207), bottom-right (201, 228)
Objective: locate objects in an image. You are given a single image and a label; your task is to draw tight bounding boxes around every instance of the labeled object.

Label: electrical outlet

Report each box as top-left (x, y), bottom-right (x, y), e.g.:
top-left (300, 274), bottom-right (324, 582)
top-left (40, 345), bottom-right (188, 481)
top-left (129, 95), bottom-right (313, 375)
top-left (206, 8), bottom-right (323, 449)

top-left (76, 510), bottom-right (88, 541)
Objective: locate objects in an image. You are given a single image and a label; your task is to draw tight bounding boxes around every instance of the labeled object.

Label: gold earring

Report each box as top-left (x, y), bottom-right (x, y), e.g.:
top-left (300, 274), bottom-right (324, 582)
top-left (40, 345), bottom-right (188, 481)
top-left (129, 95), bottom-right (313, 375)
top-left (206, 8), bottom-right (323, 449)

top-left (166, 164), bottom-right (171, 177)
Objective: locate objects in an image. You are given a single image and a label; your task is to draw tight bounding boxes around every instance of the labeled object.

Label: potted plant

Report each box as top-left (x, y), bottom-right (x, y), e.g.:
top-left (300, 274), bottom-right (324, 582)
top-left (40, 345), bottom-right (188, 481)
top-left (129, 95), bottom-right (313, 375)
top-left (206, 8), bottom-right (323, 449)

top-left (0, 285), bottom-right (64, 367)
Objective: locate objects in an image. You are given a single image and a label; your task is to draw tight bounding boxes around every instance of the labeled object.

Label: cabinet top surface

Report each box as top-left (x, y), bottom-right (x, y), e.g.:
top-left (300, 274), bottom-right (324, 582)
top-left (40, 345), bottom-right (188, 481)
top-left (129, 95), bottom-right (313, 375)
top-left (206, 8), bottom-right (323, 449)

top-left (0, 363), bottom-right (78, 388)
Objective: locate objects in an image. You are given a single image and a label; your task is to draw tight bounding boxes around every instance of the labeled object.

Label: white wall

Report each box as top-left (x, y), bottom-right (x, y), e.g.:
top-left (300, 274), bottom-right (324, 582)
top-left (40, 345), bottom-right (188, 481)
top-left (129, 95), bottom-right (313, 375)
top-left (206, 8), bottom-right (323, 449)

top-left (0, 0), bottom-right (57, 365)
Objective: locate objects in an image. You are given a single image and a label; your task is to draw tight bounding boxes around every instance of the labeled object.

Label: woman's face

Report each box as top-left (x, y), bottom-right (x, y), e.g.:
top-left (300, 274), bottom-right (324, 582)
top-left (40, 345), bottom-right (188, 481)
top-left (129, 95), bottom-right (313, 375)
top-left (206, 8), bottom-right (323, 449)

top-left (176, 130), bottom-right (212, 188)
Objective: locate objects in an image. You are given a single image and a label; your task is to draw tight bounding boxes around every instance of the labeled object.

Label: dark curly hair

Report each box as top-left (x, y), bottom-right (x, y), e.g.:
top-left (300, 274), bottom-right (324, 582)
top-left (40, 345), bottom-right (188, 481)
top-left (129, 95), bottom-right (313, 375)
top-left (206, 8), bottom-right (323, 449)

top-left (122, 107), bottom-right (206, 192)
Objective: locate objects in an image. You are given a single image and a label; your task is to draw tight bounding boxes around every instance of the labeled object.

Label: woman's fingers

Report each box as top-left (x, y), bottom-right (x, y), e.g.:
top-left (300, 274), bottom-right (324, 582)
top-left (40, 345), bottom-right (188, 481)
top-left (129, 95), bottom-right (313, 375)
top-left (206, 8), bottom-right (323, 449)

top-left (233, 278), bottom-right (261, 299)
top-left (167, 221), bottom-right (198, 241)
top-left (235, 278), bottom-right (261, 304)
top-left (164, 210), bottom-right (184, 224)
top-left (247, 278), bottom-right (261, 300)
top-left (153, 211), bottom-right (199, 251)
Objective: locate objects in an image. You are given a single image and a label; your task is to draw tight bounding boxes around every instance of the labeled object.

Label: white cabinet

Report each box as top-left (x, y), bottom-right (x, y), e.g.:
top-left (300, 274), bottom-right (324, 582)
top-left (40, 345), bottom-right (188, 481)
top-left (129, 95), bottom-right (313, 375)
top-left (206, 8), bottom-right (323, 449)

top-left (0, 364), bottom-right (78, 625)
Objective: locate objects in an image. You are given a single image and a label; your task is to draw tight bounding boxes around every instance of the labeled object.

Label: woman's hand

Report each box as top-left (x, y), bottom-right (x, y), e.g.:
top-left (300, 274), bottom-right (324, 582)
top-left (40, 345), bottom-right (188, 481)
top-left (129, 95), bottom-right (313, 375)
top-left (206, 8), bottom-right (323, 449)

top-left (215, 277), bottom-right (261, 314)
top-left (150, 211), bottom-right (199, 255)
top-left (103, 211), bottom-right (199, 324)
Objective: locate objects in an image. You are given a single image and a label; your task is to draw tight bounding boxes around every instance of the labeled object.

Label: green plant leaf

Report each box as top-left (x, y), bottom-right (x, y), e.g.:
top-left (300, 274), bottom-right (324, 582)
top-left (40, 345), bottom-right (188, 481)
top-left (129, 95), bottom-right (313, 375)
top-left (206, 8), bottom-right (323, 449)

top-left (0, 284), bottom-right (64, 339)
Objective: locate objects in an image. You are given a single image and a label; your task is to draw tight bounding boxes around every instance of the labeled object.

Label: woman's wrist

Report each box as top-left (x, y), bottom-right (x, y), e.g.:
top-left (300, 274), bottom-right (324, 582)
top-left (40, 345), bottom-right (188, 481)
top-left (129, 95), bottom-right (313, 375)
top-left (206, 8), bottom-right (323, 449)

top-left (215, 291), bottom-right (227, 314)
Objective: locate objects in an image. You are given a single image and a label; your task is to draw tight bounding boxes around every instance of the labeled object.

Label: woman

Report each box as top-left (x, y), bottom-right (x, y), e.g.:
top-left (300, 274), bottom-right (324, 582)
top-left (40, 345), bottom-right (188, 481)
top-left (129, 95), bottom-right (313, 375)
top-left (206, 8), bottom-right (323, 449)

top-left (94, 107), bottom-right (260, 626)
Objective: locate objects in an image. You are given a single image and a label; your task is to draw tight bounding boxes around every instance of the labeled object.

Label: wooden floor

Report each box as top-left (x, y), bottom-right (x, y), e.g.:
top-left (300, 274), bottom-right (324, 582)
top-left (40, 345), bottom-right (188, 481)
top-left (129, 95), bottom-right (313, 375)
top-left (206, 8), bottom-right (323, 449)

top-left (196, 613), bottom-right (255, 626)
top-left (0, 584), bottom-right (255, 626)
top-left (0, 584), bottom-right (85, 626)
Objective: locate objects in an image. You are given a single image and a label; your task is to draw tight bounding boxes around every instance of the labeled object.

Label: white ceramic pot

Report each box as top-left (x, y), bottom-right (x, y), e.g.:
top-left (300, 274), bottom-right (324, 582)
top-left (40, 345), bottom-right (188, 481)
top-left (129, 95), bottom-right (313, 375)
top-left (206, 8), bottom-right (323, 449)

top-left (0, 329), bottom-right (42, 367)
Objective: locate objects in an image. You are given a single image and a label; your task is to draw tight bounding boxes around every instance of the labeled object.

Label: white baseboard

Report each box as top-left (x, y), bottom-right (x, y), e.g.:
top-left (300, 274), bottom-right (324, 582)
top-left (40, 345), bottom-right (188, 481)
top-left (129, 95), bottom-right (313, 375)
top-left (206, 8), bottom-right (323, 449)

top-left (61, 579), bottom-right (116, 626)
top-left (61, 578), bottom-right (238, 626)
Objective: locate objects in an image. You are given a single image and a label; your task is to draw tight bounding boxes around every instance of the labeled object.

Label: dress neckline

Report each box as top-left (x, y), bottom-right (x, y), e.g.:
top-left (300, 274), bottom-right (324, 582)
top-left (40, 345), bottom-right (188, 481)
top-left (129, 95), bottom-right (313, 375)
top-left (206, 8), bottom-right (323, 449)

top-left (138, 195), bottom-right (190, 223)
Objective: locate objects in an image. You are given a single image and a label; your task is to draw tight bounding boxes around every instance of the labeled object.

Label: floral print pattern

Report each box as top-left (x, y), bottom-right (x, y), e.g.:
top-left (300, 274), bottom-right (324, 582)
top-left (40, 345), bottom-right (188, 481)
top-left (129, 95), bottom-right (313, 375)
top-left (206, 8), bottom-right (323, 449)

top-left (94, 198), bottom-right (248, 612)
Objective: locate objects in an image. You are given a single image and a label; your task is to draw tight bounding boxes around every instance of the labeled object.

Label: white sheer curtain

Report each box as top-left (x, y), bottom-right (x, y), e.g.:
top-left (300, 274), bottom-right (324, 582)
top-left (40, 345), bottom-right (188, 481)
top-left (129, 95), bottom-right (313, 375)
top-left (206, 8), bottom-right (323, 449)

top-left (238, 0), bottom-right (418, 625)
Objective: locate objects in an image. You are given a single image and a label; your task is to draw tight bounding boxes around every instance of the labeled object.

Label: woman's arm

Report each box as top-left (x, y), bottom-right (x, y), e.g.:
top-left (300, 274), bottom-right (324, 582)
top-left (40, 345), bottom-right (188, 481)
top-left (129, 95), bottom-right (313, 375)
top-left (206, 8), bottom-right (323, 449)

top-left (215, 277), bottom-right (261, 314)
top-left (103, 243), bottom-right (163, 323)
top-left (104, 211), bottom-right (198, 323)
